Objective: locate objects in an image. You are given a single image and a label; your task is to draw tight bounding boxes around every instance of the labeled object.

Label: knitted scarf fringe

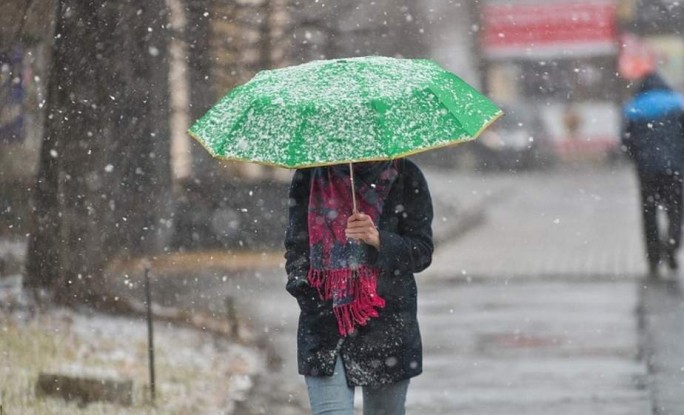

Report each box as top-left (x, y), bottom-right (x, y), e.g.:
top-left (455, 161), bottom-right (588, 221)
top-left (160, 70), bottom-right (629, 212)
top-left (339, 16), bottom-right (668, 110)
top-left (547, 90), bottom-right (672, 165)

top-left (308, 266), bottom-right (386, 337)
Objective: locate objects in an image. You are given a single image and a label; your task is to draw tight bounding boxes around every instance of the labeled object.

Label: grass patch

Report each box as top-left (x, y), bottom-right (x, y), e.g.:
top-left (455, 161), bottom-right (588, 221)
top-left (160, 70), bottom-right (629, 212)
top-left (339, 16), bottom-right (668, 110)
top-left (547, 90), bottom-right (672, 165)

top-left (0, 308), bottom-right (263, 414)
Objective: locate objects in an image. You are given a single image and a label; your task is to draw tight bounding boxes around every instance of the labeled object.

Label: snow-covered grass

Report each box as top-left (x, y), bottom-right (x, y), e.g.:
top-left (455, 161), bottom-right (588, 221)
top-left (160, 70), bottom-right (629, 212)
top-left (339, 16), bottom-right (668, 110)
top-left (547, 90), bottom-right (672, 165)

top-left (0, 306), bottom-right (264, 414)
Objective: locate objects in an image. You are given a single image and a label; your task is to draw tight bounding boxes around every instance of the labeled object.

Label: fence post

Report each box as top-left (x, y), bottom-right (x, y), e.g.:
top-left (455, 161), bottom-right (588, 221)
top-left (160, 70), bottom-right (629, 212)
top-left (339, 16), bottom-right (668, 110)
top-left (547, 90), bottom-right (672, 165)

top-left (144, 265), bottom-right (156, 403)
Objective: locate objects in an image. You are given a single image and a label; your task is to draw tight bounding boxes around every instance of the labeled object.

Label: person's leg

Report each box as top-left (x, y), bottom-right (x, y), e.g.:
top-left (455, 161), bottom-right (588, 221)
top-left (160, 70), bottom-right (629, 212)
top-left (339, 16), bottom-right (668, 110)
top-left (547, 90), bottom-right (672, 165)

top-left (662, 173), bottom-right (683, 269)
top-left (640, 174), bottom-right (661, 272)
top-left (362, 379), bottom-right (410, 415)
top-left (305, 356), bottom-right (355, 415)
top-left (671, 174), bottom-right (683, 250)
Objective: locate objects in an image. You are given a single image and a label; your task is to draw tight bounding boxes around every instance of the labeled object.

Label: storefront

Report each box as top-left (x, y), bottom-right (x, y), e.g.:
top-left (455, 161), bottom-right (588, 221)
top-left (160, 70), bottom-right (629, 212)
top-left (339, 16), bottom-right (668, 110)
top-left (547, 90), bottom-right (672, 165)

top-left (480, 0), bottom-right (621, 161)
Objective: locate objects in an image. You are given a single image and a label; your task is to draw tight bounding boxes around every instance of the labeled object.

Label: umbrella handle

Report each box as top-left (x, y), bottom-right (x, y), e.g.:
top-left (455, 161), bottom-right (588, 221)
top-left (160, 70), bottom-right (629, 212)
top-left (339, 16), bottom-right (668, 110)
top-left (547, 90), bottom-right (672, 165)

top-left (349, 162), bottom-right (357, 213)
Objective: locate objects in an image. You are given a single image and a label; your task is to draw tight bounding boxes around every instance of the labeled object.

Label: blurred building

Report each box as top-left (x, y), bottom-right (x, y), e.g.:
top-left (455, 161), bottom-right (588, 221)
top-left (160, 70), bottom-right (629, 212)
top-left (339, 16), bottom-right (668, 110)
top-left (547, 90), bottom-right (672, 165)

top-left (477, 0), bottom-right (622, 163)
top-left (419, 1), bottom-right (480, 88)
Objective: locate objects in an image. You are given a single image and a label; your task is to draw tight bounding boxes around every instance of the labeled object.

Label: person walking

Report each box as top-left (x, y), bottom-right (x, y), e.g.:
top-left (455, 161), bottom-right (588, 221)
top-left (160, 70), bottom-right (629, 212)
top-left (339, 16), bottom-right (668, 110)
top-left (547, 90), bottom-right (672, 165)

top-left (284, 158), bottom-right (433, 414)
top-left (621, 71), bottom-right (684, 276)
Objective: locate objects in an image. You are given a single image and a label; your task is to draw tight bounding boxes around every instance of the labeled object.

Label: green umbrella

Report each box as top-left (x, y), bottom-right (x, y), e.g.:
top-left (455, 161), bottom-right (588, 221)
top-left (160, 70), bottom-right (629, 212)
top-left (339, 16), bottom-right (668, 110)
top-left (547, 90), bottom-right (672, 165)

top-left (189, 56), bottom-right (502, 167)
top-left (190, 56), bottom-right (502, 210)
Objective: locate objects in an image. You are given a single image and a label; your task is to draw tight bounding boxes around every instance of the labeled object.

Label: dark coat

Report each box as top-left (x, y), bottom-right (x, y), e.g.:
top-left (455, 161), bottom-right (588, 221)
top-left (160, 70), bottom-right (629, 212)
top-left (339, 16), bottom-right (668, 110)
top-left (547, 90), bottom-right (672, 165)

top-left (622, 72), bottom-right (684, 175)
top-left (284, 158), bottom-right (433, 387)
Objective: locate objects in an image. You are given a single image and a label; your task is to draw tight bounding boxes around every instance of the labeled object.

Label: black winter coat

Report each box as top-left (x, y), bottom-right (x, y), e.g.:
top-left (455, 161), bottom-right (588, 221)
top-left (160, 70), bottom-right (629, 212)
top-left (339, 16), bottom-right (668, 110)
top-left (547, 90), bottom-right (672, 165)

top-left (622, 72), bottom-right (684, 175)
top-left (284, 158), bottom-right (433, 387)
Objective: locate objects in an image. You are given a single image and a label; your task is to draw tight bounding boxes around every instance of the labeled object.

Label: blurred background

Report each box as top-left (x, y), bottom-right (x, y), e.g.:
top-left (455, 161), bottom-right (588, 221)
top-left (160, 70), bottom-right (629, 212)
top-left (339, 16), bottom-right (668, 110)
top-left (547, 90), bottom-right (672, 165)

top-left (4, 0), bottom-right (684, 261)
top-left (2, 0), bottom-right (684, 414)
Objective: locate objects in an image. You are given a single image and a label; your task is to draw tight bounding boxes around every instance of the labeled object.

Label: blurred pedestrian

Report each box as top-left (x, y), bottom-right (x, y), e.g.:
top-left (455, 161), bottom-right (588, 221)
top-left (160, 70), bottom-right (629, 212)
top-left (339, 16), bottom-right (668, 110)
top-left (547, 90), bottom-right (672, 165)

top-left (621, 70), bottom-right (684, 276)
top-left (284, 159), bottom-right (433, 414)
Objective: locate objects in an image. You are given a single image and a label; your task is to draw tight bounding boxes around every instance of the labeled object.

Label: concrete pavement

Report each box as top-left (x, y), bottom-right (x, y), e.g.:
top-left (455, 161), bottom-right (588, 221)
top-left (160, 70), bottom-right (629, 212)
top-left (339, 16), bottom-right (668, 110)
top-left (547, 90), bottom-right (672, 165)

top-left (409, 164), bottom-right (652, 414)
top-left (640, 278), bottom-right (684, 415)
top-left (114, 163), bottom-right (681, 414)
top-left (425, 164), bottom-right (645, 279)
top-left (236, 163), bottom-right (658, 414)
top-left (412, 279), bottom-right (649, 414)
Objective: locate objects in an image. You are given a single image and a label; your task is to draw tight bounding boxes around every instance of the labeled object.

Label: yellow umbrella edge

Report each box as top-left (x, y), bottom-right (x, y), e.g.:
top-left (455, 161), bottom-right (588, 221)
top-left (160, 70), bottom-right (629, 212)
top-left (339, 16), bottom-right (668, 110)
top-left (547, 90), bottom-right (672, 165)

top-left (186, 110), bottom-right (504, 170)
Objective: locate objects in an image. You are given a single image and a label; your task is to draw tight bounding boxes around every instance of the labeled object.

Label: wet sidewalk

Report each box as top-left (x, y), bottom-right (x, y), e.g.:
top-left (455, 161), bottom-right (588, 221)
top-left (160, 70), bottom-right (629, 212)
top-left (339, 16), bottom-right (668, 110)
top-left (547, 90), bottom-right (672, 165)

top-left (195, 164), bottom-right (654, 414)
top-left (413, 279), bottom-right (649, 414)
top-left (424, 165), bottom-right (645, 279)
top-left (409, 165), bottom-right (652, 414)
top-left (97, 164), bottom-right (664, 414)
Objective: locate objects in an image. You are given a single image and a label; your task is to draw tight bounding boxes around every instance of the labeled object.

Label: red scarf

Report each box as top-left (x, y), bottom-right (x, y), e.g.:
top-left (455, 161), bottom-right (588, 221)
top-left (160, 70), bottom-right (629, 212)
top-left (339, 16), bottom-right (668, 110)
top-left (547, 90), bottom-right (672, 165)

top-left (307, 161), bottom-right (398, 336)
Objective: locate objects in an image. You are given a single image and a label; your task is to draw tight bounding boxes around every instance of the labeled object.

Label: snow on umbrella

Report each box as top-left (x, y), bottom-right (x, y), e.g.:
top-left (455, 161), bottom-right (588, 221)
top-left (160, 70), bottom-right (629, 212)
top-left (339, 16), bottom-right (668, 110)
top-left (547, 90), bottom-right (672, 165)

top-left (189, 56), bottom-right (503, 170)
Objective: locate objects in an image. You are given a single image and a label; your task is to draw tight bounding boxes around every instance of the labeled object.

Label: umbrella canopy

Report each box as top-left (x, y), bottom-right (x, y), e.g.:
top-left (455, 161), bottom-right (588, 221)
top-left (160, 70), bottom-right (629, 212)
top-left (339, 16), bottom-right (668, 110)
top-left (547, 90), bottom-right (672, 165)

top-left (189, 56), bottom-right (502, 169)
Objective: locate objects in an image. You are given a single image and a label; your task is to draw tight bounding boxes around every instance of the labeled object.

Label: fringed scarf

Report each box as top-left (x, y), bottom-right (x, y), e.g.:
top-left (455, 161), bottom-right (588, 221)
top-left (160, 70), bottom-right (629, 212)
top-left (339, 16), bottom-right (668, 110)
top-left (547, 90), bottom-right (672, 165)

top-left (308, 161), bottom-right (399, 336)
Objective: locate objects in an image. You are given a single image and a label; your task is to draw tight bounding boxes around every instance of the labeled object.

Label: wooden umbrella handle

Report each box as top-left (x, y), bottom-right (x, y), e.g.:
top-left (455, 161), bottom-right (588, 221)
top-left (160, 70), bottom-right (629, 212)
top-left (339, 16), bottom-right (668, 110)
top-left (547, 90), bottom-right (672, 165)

top-left (349, 162), bottom-right (357, 213)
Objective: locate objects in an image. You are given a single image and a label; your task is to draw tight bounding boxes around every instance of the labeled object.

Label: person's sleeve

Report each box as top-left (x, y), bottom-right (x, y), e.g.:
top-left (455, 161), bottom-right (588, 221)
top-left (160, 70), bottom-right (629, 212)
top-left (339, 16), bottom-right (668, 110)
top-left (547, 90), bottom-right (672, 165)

top-left (283, 169), bottom-right (319, 304)
top-left (375, 161), bottom-right (434, 274)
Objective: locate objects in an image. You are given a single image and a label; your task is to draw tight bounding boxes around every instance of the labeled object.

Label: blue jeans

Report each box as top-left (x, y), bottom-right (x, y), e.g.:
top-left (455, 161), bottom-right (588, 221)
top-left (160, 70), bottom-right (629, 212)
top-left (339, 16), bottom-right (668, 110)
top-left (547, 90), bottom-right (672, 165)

top-left (305, 355), bottom-right (410, 415)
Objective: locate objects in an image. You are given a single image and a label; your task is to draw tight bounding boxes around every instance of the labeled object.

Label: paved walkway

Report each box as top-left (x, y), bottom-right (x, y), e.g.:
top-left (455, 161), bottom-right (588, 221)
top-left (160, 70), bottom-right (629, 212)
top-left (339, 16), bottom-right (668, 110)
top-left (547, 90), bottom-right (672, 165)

top-left (408, 165), bottom-right (652, 414)
top-left (425, 165), bottom-right (645, 279)
top-left (112, 164), bottom-right (657, 414)
top-left (223, 164), bottom-right (653, 414)
top-left (412, 280), bottom-right (648, 414)
top-left (640, 278), bottom-right (684, 415)
top-left (6, 162), bottom-right (678, 413)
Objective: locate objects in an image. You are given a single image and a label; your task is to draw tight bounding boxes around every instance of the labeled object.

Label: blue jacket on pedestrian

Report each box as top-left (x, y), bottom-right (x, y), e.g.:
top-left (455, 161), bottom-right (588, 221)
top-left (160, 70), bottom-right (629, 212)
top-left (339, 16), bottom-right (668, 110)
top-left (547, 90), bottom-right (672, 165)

top-left (622, 72), bottom-right (684, 175)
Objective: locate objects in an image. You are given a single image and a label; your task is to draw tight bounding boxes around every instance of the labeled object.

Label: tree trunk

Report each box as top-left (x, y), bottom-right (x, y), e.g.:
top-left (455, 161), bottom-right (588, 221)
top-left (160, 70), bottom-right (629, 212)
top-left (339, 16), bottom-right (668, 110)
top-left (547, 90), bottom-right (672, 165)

top-left (184, 0), bottom-right (216, 179)
top-left (25, 0), bottom-right (67, 292)
top-left (25, 0), bottom-right (171, 306)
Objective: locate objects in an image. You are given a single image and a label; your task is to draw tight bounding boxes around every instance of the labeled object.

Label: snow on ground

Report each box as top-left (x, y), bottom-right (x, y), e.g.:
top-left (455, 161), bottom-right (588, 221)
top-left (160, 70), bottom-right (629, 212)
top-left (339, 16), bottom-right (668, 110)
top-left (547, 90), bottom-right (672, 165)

top-left (0, 277), bottom-right (265, 415)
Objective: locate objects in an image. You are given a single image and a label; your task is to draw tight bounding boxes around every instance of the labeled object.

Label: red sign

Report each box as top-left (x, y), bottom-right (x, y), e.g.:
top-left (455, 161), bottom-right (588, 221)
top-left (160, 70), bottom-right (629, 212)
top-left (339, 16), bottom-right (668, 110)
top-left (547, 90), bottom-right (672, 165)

top-left (482, 2), bottom-right (618, 59)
